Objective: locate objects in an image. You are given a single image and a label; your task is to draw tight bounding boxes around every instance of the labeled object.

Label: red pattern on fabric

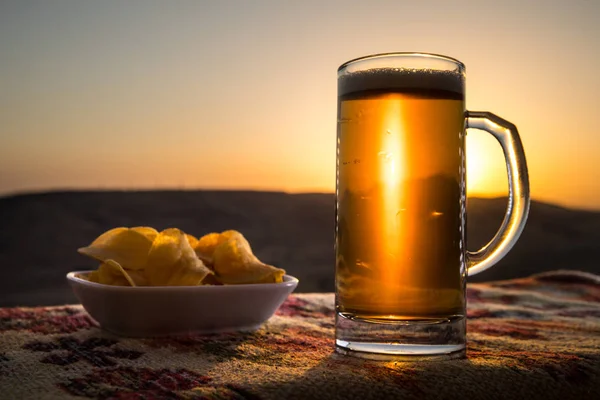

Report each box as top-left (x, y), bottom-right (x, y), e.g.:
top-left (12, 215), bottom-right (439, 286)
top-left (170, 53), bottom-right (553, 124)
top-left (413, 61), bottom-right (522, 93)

top-left (0, 271), bottom-right (599, 399)
top-left (0, 306), bottom-right (95, 334)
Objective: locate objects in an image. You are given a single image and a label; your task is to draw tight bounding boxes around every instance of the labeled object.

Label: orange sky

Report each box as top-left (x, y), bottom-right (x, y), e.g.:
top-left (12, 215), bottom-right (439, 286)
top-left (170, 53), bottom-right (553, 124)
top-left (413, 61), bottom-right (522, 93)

top-left (1, 0), bottom-right (599, 209)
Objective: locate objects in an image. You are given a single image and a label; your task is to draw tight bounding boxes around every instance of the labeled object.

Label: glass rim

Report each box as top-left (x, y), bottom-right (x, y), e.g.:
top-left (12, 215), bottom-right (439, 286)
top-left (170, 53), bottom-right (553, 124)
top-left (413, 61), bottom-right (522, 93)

top-left (338, 52), bottom-right (466, 72)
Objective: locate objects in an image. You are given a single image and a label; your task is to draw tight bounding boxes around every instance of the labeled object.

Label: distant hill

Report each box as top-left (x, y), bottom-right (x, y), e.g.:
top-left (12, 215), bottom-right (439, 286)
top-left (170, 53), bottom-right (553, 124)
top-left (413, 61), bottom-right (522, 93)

top-left (0, 190), bottom-right (598, 306)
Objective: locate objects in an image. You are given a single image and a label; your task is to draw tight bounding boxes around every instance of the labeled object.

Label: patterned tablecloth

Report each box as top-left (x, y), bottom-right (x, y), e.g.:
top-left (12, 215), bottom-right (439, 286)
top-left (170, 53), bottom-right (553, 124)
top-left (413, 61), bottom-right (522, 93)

top-left (1, 270), bottom-right (599, 400)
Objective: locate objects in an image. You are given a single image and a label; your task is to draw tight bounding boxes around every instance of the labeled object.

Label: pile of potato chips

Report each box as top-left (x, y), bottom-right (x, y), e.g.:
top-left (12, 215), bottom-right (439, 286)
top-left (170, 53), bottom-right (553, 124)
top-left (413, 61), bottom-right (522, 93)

top-left (77, 227), bottom-right (286, 286)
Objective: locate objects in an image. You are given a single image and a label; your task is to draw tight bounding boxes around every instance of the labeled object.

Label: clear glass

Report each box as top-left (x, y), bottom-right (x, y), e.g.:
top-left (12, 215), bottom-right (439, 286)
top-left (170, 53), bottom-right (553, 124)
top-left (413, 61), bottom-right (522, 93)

top-left (335, 52), bottom-right (530, 359)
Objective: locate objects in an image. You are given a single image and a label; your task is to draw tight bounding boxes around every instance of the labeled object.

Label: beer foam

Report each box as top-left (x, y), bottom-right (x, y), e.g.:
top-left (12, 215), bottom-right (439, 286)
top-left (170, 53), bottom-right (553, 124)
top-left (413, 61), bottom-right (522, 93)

top-left (338, 68), bottom-right (464, 96)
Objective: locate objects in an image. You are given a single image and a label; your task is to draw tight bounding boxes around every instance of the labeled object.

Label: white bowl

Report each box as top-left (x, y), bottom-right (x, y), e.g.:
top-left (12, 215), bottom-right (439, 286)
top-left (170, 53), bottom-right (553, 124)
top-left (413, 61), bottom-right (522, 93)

top-left (67, 271), bottom-right (298, 337)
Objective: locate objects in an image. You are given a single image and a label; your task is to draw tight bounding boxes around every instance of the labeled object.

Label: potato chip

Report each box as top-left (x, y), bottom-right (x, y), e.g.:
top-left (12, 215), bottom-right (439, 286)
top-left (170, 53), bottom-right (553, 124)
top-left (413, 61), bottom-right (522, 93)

top-left (84, 263), bottom-right (146, 286)
top-left (219, 230), bottom-right (241, 241)
top-left (131, 226), bottom-right (159, 242)
top-left (78, 227), bottom-right (153, 270)
top-left (212, 232), bottom-right (285, 284)
top-left (194, 231), bottom-right (238, 267)
top-left (78, 226), bottom-right (285, 287)
top-left (185, 233), bottom-right (198, 248)
top-left (194, 232), bottom-right (222, 258)
top-left (86, 270), bottom-right (101, 283)
top-left (126, 269), bottom-right (148, 286)
top-left (146, 228), bottom-right (213, 286)
top-left (194, 230), bottom-right (247, 266)
top-left (201, 273), bottom-right (224, 286)
top-left (92, 259), bottom-right (136, 286)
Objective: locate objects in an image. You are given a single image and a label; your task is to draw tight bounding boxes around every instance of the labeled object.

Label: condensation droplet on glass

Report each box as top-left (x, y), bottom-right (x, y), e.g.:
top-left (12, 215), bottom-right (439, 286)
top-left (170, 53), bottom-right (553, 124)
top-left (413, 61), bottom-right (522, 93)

top-left (395, 209), bottom-right (406, 226)
top-left (356, 260), bottom-right (371, 270)
top-left (378, 151), bottom-right (392, 162)
top-left (386, 129), bottom-right (391, 135)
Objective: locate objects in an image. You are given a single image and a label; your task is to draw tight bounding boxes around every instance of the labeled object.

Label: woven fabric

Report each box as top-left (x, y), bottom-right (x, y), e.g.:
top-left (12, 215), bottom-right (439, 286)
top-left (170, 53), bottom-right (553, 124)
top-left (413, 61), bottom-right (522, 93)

top-left (1, 271), bottom-right (599, 399)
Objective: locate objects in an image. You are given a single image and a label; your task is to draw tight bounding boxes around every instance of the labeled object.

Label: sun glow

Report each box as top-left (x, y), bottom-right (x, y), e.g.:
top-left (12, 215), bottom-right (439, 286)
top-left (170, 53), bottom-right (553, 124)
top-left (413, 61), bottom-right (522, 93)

top-left (465, 129), bottom-right (508, 197)
top-left (380, 99), bottom-right (405, 294)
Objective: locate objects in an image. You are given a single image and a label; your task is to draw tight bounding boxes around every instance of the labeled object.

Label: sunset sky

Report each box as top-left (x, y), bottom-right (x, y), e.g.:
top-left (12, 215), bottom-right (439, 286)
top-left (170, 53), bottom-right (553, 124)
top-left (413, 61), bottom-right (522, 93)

top-left (1, 0), bottom-right (599, 209)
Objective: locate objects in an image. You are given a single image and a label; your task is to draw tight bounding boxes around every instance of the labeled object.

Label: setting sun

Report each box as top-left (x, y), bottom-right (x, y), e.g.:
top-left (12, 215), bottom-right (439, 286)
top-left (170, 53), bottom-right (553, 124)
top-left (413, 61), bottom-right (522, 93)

top-left (0, 0), bottom-right (599, 210)
top-left (465, 129), bottom-right (508, 198)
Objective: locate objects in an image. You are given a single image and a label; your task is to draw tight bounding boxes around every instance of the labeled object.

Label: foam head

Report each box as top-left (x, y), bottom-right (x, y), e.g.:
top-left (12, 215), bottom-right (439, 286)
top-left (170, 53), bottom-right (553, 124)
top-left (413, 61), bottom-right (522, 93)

top-left (338, 68), bottom-right (464, 97)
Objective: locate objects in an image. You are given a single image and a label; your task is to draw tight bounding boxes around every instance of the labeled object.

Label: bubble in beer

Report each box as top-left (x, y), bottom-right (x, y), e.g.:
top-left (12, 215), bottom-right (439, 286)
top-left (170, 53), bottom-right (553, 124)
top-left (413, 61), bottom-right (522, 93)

top-left (378, 151), bottom-right (392, 162)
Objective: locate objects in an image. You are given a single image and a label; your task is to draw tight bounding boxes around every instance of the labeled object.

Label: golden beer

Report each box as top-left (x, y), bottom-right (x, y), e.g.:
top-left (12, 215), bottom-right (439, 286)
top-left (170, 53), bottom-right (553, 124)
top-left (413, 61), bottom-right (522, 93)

top-left (336, 69), bottom-right (466, 321)
top-left (335, 53), bottom-right (529, 359)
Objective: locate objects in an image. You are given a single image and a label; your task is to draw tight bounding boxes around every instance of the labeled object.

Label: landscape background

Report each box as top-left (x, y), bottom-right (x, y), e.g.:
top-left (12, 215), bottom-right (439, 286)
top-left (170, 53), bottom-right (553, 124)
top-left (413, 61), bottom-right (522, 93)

top-left (1, 1), bottom-right (599, 307)
top-left (1, 190), bottom-right (598, 307)
top-left (2, 0), bottom-right (600, 210)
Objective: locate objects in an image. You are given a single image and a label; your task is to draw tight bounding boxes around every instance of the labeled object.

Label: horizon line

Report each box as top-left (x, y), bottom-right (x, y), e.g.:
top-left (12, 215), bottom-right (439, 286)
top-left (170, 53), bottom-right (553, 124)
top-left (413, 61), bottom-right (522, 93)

top-left (1, 186), bottom-right (598, 212)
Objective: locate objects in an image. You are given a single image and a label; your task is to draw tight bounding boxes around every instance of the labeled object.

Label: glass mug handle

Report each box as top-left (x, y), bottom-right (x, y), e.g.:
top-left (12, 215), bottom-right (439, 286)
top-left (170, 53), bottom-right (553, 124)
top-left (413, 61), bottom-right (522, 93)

top-left (466, 111), bottom-right (531, 276)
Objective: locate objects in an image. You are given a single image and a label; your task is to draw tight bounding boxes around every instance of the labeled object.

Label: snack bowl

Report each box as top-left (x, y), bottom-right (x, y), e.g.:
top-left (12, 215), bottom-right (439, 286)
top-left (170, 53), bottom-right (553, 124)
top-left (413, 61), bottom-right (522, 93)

top-left (67, 270), bottom-right (298, 337)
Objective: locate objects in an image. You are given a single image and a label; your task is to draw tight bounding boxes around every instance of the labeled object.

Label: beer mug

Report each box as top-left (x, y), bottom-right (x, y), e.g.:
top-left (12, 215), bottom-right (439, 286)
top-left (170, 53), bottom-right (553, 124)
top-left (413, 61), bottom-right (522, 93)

top-left (335, 53), bottom-right (530, 359)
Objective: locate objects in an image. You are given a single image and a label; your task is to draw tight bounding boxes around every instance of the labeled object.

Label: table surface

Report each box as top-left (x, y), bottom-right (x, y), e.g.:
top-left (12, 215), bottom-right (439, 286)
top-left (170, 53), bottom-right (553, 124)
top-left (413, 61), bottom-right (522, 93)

top-left (1, 270), bottom-right (599, 400)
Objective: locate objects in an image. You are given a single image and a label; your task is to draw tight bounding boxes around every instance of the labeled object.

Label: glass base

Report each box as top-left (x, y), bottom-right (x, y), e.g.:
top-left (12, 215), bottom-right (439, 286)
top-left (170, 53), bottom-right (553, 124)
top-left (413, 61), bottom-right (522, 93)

top-left (335, 312), bottom-right (466, 361)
